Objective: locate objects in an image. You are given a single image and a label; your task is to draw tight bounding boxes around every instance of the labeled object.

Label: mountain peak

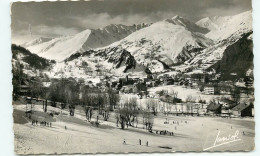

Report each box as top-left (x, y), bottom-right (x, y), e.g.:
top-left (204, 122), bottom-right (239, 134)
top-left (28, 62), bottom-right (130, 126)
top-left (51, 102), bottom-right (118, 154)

top-left (171, 15), bottom-right (183, 20)
top-left (164, 15), bottom-right (209, 34)
top-left (196, 10), bottom-right (252, 40)
top-left (22, 37), bottom-right (53, 47)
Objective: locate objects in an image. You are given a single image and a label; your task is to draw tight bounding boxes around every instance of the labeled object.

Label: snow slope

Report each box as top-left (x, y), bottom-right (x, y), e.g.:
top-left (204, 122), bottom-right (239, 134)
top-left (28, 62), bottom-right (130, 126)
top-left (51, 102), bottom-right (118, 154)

top-left (13, 102), bottom-right (254, 154)
top-left (27, 30), bottom-right (92, 61)
top-left (196, 10), bottom-right (252, 41)
top-left (196, 16), bottom-right (232, 31)
top-left (96, 16), bottom-right (213, 69)
top-left (21, 37), bottom-right (53, 47)
top-left (25, 24), bottom-right (149, 61)
top-left (171, 10), bottom-right (253, 74)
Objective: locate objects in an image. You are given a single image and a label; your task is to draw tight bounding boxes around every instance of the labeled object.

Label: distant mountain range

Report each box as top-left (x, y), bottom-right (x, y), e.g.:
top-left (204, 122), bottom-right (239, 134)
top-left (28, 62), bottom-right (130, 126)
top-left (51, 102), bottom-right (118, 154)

top-left (23, 24), bottom-right (150, 61)
top-left (19, 10), bottom-right (253, 80)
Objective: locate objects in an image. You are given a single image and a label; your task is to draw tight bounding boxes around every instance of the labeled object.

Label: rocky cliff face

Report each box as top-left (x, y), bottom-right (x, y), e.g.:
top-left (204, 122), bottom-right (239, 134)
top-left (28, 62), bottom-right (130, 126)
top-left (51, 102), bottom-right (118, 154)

top-left (210, 32), bottom-right (253, 80)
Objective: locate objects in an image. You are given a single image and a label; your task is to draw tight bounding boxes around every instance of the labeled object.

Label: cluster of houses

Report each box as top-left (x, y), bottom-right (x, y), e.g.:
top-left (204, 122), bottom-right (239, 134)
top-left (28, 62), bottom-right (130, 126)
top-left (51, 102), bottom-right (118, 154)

top-left (101, 73), bottom-right (229, 96)
top-left (18, 67), bottom-right (254, 118)
top-left (157, 95), bottom-right (254, 117)
top-left (77, 73), bottom-right (254, 118)
top-left (204, 98), bottom-right (254, 117)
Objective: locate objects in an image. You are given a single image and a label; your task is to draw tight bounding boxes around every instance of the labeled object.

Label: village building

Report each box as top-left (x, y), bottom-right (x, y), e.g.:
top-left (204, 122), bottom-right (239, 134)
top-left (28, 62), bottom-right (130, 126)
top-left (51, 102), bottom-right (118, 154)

top-left (219, 98), bottom-right (237, 109)
top-left (19, 83), bottom-right (30, 96)
top-left (204, 86), bottom-right (215, 95)
top-left (206, 103), bottom-right (222, 115)
top-left (231, 102), bottom-right (254, 117)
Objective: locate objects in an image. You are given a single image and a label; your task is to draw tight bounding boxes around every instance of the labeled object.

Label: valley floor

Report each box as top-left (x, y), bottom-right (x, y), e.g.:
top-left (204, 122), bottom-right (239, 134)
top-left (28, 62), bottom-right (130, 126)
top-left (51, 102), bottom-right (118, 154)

top-left (13, 103), bottom-right (255, 154)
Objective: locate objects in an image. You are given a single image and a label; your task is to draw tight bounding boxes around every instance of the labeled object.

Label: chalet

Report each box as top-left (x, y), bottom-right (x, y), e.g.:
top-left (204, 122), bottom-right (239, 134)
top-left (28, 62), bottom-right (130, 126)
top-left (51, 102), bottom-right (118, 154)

top-left (19, 80), bottom-right (30, 96)
top-left (204, 86), bottom-right (215, 95)
top-left (111, 81), bottom-right (118, 88)
top-left (119, 75), bottom-right (138, 86)
top-left (219, 98), bottom-right (237, 109)
top-left (146, 81), bottom-right (152, 87)
top-left (119, 77), bottom-right (127, 86)
top-left (203, 83), bottom-right (220, 95)
top-left (152, 74), bottom-right (158, 80)
top-left (163, 74), bottom-right (170, 79)
top-left (198, 108), bottom-right (207, 116)
top-left (159, 95), bottom-right (174, 103)
top-left (126, 78), bottom-right (136, 85)
top-left (154, 80), bottom-right (161, 87)
top-left (231, 102), bottom-right (254, 117)
top-left (206, 103), bottom-right (222, 115)
top-left (141, 78), bottom-right (148, 83)
top-left (147, 74), bottom-right (153, 79)
top-left (120, 85), bottom-right (134, 93)
top-left (132, 86), bottom-right (139, 94)
top-left (78, 78), bottom-right (85, 84)
top-left (146, 73), bottom-right (157, 80)
top-left (164, 78), bottom-right (175, 85)
top-left (220, 109), bottom-right (232, 117)
top-left (159, 95), bottom-right (182, 103)
top-left (193, 103), bottom-right (208, 116)
top-left (135, 83), bottom-right (147, 92)
top-left (151, 80), bottom-right (159, 87)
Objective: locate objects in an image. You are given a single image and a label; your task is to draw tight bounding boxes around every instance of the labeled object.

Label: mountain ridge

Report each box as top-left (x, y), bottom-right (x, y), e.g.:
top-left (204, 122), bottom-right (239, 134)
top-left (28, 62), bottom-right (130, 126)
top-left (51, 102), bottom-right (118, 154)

top-left (20, 10), bottom-right (253, 79)
top-left (24, 23), bottom-right (150, 61)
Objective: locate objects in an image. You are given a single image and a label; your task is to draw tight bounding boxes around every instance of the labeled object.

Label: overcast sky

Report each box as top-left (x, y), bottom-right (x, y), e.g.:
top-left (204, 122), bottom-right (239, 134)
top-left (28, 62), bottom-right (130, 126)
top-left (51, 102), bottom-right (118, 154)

top-left (11, 0), bottom-right (252, 44)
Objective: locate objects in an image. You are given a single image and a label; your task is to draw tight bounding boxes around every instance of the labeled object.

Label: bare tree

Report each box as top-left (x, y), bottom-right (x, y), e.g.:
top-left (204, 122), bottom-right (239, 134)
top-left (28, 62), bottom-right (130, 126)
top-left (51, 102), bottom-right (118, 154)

top-left (107, 88), bottom-right (120, 110)
top-left (81, 88), bottom-right (94, 121)
top-left (115, 97), bottom-right (139, 129)
top-left (231, 86), bottom-right (241, 104)
top-left (30, 77), bottom-right (44, 100)
top-left (146, 99), bottom-right (158, 115)
top-left (142, 110), bottom-right (154, 132)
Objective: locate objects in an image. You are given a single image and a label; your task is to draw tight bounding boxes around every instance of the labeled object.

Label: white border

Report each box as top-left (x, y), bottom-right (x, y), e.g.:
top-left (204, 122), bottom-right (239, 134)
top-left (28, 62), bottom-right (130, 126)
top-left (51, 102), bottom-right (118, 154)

top-left (0, 0), bottom-right (259, 156)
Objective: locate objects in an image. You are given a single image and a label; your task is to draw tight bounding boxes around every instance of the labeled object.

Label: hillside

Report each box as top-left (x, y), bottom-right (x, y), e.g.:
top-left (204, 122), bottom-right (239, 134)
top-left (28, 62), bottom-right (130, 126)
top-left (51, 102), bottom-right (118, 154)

top-left (173, 10), bottom-right (253, 74)
top-left (93, 16), bottom-right (213, 73)
top-left (209, 32), bottom-right (253, 80)
top-left (12, 44), bottom-right (54, 70)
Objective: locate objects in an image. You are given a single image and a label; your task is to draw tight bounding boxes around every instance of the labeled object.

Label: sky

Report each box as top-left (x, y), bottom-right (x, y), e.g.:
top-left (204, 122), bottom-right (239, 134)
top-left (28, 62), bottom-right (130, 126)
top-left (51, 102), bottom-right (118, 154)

top-left (11, 0), bottom-right (252, 44)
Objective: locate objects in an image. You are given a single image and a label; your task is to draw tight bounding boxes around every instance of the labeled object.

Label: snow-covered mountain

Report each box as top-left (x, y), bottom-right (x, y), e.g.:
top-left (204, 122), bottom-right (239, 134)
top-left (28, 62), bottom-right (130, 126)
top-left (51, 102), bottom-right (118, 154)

top-left (20, 10), bottom-right (253, 79)
top-left (91, 15), bottom-right (213, 73)
top-left (166, 15), bottom-right (209, 34)
top-left (24, 24), bottom-right (150, 61)
top-left (178, 10), bottom-right (253, 75)
top-left (196, 10), bottom-right (252, 41)
top-left (21, 37), bottom-right (53, 47)
top-left (92, 11), bottom-right (252, 75)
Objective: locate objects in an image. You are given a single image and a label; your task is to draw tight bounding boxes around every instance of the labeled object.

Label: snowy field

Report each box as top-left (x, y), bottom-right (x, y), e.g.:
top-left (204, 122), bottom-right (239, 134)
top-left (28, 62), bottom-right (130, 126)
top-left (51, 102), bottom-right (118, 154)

top-left (13, 101), bottom-right (254, 154)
